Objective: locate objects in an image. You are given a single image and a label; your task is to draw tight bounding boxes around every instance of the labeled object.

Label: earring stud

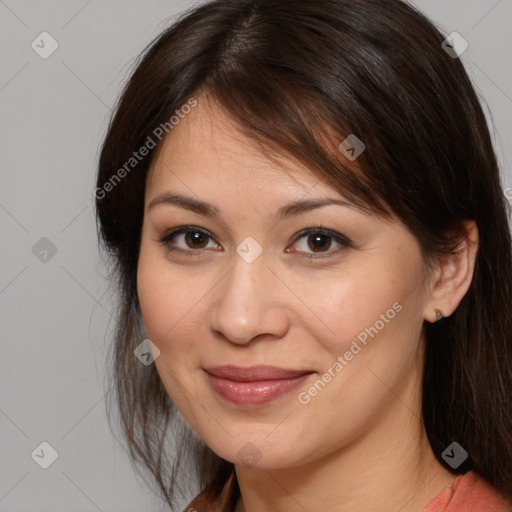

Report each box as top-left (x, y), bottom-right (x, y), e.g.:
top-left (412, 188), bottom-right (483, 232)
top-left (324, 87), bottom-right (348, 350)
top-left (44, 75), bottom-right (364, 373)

top-left (434, 308), bottom-right (444, 321)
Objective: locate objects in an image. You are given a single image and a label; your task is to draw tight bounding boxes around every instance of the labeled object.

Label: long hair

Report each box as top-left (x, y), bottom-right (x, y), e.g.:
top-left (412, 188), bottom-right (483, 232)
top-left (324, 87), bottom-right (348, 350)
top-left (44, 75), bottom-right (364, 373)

top-left (95, 0), bottom-right (512, 507)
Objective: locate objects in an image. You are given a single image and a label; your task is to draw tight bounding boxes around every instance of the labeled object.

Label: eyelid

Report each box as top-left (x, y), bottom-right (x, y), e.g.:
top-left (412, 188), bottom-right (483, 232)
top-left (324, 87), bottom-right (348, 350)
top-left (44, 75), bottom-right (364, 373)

top-left (287, 227), bottom-right (351, 258)
top-left (291, 227), bottom-right (351, 246)
top-left (159, 225), bottom-right (351, 257)
top-left (159, 226), bottom-right (220, 255)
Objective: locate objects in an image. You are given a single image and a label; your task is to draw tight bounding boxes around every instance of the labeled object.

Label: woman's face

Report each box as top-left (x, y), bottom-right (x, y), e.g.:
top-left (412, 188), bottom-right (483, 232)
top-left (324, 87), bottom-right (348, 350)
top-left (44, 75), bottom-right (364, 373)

top-left (137, 97), bottom-right (435, 469)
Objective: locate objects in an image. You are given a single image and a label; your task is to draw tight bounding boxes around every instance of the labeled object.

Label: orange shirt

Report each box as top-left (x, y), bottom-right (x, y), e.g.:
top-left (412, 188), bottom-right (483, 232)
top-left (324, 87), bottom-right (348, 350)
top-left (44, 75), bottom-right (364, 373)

top-left (423, 471), bottom-right (511, 511)
top-left (183, 470), bottom-right (512, 512)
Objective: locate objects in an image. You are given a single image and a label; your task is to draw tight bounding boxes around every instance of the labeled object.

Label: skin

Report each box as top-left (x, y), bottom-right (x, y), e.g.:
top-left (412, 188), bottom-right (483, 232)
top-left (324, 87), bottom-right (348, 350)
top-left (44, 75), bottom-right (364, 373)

top-left (137, 95), bottom-right (479, 512)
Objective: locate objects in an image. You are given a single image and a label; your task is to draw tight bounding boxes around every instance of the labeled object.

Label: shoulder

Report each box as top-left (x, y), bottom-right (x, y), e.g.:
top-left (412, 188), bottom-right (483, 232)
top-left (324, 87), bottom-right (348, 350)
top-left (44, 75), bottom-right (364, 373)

top-left (423, 471), bottom-right (512, 512)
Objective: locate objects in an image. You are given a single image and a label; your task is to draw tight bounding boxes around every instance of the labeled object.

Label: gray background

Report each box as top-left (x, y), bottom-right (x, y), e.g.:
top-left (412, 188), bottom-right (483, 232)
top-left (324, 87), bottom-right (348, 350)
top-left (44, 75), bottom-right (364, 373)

top-left (0, 1), bottom-right (511, 511)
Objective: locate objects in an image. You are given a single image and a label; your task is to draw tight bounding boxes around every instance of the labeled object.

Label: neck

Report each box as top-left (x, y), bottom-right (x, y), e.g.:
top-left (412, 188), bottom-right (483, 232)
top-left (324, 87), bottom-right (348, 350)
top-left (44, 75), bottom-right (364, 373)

top-left (234, 364), bottom-right (455, 512)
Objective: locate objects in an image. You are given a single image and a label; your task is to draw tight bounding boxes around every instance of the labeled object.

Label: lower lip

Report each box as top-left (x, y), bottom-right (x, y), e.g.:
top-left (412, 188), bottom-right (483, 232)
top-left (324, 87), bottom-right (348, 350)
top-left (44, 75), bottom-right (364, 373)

top-left (206, 372), bottom-right (312, 406)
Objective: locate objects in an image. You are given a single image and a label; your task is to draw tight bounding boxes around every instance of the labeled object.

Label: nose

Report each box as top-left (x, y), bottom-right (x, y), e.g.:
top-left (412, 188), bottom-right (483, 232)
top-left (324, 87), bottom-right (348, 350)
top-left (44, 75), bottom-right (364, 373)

top-left (207, 252), bottom-right (290, 346)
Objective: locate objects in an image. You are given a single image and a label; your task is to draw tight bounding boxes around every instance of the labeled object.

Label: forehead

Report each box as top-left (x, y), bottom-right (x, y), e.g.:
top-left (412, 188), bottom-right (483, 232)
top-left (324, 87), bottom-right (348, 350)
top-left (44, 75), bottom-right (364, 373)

top-left (146, 96), bottom-right (339, 201)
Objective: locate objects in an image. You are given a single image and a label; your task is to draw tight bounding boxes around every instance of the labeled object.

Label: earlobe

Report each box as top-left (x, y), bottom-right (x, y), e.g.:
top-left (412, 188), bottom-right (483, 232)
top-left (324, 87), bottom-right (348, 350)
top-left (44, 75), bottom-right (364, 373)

top-left (424, 220), bottom-right (479, 323)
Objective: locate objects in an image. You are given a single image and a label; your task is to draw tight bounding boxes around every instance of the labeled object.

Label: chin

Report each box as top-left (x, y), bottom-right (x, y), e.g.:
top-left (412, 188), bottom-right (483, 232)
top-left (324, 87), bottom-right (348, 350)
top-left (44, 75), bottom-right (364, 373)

top-left (203, 434), bottom-right (312, 471)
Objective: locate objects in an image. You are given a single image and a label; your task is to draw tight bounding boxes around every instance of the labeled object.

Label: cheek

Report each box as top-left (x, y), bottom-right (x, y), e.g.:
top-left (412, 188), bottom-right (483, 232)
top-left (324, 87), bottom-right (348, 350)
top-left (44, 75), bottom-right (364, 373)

top-left (137, 246), bottom-right (186, 347)
top-left (136, 247), bottom-right (207, 413)
top-left (136, 243), bottom-right (217, 363)
top-left (290, 263), bottom-right (425, 441)
top-left (298, 248), bottom-right (426, 366)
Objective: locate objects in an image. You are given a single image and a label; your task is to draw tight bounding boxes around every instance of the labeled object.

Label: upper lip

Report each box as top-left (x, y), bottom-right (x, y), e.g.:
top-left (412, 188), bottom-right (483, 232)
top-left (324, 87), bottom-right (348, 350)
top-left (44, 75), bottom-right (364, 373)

top-left (204, 365), bottom-right (313, 382)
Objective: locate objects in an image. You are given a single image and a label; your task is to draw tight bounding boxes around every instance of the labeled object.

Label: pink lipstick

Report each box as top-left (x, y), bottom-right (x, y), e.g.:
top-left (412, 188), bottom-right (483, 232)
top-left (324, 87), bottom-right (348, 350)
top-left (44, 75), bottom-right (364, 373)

top-left (204, 365), bottom-right (313, 406)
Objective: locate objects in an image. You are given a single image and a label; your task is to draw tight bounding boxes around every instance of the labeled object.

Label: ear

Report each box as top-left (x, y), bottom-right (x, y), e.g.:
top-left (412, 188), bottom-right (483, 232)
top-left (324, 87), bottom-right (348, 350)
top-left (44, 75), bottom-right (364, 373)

top-left (423, 220), bottom-right (479, 323)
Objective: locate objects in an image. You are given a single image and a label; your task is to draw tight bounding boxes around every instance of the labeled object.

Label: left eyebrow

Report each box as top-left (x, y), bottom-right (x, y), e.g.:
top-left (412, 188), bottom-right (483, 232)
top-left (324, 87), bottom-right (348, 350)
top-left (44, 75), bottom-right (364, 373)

top-left (147, 192), bottom-right (359, 220)
top-left (274, 197), bottom-right (359, 221)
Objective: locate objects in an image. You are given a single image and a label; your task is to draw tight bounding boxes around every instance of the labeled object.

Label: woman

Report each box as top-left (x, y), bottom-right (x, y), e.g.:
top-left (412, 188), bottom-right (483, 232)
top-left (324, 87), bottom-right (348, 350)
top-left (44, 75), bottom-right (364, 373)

top-left (95, 0), bottom-right (512, 510)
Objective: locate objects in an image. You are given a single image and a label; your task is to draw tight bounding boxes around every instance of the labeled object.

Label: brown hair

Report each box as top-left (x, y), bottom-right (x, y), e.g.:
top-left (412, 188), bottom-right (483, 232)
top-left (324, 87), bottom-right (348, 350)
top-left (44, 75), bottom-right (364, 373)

top-left (95, 0), bottom-right (512, 507)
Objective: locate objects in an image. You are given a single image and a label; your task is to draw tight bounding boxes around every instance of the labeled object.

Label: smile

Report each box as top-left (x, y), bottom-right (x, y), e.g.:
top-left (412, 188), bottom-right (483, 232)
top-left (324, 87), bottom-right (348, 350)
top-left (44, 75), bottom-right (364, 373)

top-left (204, 365), bottom-right (314, 406)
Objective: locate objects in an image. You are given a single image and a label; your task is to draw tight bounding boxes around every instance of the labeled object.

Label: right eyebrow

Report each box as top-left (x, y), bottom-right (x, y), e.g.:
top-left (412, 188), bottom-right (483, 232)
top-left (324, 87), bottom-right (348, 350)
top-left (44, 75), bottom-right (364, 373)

top-left (148, 192), bottom-right (219, 217)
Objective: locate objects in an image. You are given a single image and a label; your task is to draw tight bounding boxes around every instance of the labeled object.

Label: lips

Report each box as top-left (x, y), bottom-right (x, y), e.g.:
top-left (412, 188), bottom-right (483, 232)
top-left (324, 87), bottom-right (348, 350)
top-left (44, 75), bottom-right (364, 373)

top-left (204, 365), bottom-right (314, 406)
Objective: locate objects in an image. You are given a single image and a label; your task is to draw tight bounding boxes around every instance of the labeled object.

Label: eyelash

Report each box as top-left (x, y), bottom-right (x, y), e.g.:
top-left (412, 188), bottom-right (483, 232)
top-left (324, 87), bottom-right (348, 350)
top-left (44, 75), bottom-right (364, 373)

top-left (158, 225), bottom-right (351, 259)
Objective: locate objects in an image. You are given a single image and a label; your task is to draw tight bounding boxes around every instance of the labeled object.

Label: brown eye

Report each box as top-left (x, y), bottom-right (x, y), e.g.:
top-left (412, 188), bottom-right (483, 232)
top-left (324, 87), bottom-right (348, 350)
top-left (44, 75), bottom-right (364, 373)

top-left (160, 227), bottom-right (219, 253)
top-left (289, 228), bottom-right (351, 257)
top-left (184, 230), bottom-right (209, 249)
top-left (306, 232), bottom-right (333, 252)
